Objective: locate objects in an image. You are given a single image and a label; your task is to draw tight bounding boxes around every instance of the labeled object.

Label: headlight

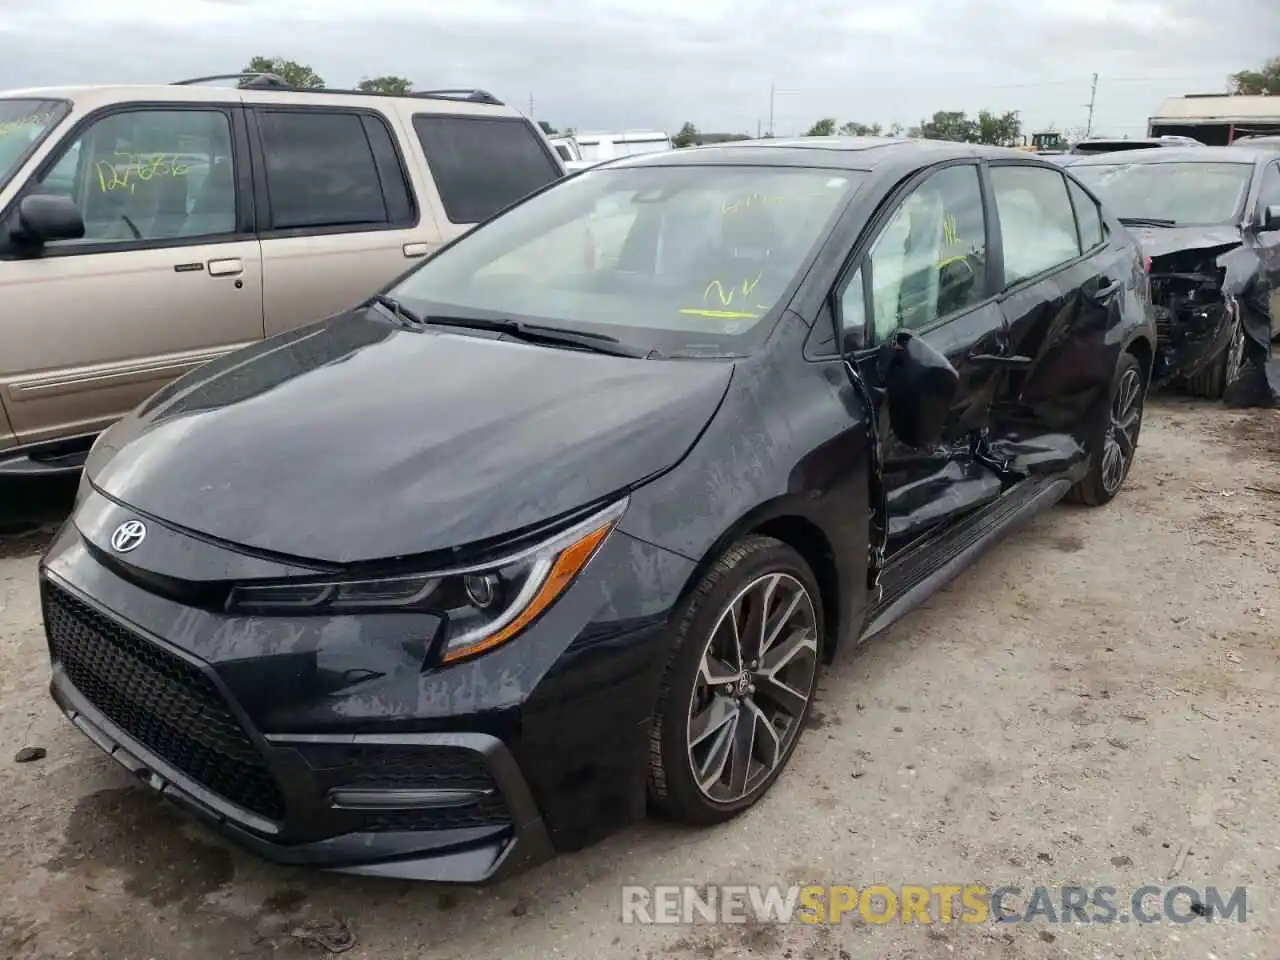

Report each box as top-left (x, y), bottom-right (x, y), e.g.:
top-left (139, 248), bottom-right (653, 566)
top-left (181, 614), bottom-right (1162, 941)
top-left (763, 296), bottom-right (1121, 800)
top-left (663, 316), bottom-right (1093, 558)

top-left (227, 498), bottom-right (627, 664)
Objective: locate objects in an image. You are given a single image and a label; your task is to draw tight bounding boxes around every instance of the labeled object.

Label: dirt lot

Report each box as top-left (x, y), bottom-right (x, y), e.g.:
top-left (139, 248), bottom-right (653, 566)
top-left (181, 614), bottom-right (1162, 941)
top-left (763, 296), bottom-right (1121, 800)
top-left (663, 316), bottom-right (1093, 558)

top-left (1, 399), bottom-right (1278, 960)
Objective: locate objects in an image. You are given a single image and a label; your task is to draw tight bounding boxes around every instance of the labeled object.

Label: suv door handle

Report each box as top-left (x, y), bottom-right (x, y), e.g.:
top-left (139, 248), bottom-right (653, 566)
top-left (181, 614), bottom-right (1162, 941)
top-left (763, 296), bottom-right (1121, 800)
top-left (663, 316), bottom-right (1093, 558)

top-left (1093, 278), bottom-right (1122, 302)
top-left (402, 242), bottom-right (430, 258)
top-left (968, 352), bottom-right (1033, 369)
top-left (207, 258), bottom-right (244, 277)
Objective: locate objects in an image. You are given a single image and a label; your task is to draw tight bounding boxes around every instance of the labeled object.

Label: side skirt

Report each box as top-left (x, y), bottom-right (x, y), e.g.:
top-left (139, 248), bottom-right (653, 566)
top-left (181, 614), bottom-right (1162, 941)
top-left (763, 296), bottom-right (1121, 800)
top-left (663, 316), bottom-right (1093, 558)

top-left (860, 475), bottom-right (1070, 641)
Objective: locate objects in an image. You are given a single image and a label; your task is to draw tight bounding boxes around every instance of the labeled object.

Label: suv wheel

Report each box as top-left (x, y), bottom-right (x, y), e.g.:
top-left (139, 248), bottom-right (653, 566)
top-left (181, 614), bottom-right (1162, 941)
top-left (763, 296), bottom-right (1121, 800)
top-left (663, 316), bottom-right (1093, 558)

top-left (648, 536), bottom-right (822, 825)
top-left (1067, 351), bottom-right (1144, 506)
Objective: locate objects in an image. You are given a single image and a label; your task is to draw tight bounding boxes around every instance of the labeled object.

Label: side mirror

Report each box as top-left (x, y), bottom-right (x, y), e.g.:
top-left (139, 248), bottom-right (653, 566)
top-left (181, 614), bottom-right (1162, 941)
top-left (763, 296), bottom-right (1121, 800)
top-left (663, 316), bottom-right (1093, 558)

top-left (10, 195), bottom-right (85, 247)
top-left (1261, 204), bottom-right (1280, 233)
top-left (882, 331), bottom-right (959, 448)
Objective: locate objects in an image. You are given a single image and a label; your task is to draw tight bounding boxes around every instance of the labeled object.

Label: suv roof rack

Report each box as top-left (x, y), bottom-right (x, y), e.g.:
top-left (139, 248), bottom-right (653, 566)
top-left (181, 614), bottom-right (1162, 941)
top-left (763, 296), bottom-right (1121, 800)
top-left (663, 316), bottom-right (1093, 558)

top-left (170, 74), bottom-right (505, 106)
top-left (172, 73), bottom-right (292, 89)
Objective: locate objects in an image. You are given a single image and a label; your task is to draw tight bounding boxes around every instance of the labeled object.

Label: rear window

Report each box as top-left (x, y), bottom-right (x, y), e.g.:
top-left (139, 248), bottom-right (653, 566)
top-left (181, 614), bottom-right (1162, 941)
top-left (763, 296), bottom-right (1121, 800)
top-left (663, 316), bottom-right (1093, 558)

top-left (413, 115), bottom-right (561, 224)
top-left (0, 98), bottom-right (67, 191)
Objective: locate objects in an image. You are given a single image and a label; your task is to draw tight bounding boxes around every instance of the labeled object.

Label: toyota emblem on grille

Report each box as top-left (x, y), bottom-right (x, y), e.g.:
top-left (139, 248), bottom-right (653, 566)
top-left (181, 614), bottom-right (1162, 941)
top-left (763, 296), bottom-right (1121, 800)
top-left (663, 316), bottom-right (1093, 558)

top-left (110, 519), bottom-right (147, 553)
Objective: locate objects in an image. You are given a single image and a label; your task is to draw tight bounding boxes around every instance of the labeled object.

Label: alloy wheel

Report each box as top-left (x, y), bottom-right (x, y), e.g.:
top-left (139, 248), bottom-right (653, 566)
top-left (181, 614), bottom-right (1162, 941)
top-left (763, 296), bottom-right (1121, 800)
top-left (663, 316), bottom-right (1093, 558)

top-left (1224, 319), bottom-right (1246, 392)
top-left (686, 572), bottom-right (819, 804)
top-left (1101, 366), bottom-right (1143, 495)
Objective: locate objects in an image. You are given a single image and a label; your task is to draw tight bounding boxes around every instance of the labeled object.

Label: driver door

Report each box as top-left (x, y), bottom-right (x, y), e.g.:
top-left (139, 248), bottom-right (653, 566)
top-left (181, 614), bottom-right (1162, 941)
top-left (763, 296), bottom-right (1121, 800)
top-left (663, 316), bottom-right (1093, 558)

top-left (838, 161), bottom-right (1010, 552)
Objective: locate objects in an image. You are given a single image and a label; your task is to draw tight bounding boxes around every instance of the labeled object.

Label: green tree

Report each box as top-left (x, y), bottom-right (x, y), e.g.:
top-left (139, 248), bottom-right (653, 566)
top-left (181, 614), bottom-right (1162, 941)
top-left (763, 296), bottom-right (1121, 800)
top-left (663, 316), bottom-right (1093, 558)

top-left (919, 110), bottom-right (977, 142)
top-left (887, 122), bottom-right (904, 137)
top-left (357, 75), bottom-right (413, 96)
top-left (974, 109), bottom-right (1022, 146)
top-left (838, 120), bottom-right (883, 136)
top-left (673, 121), bottom-right (699, 148)
top-left (537, 120), bottom-right (559, 136)
top-left (241, 56), bottom-right (324, 89)
top-left (804, 117), bottom-right (837, 137)
top-left (1229, 56), bottom-right (1280, 95)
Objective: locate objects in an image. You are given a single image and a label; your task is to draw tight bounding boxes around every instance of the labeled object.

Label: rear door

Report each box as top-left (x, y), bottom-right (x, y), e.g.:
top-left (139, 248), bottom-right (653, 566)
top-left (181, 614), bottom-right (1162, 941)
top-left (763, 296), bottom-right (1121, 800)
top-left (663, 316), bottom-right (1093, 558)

top-left (0, 103), bottom-right (262, 446)
top-left (840, 161), bottom-right (1010, 551)
top-left (987, 161), bottom-right (1130, 472)
top-left (1252, 159), bottom-right (1280, 330)
top-left (407, 113), bottom-right (564, 246)
top-left (248, 105), bottom-right (430, 337)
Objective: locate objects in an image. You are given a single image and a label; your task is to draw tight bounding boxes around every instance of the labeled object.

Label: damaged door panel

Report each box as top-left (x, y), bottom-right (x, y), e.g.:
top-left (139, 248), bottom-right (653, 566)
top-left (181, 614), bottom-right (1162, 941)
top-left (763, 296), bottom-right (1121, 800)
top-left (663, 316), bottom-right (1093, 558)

top-left (985, 162), bottom-right (1140, 478)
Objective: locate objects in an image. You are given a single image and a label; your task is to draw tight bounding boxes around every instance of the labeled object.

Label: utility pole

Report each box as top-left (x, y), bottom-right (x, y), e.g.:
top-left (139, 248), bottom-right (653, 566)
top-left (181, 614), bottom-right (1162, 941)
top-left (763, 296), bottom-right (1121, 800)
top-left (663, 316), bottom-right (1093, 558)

top-left (528, 93), bottom-right (534, 119)
top-left (757, 118), bottom-right (762, 139)
top-left (1084, 73), bottom-right (1098, 138)
top-left (769, 82), bottom-right (775, 137)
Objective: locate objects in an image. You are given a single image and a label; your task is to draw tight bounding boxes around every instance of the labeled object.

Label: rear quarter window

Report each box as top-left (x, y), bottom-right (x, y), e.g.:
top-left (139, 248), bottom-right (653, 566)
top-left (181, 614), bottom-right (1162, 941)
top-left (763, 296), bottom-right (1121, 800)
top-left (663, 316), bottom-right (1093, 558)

top-left (413, 115), bottom-right (561, 224)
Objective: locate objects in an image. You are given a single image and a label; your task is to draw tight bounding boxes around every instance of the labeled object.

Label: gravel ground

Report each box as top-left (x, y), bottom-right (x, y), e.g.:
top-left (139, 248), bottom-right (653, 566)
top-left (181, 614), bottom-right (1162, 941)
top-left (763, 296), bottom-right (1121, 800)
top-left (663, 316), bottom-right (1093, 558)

top-left (1, 398), bottom-right (1278, 960)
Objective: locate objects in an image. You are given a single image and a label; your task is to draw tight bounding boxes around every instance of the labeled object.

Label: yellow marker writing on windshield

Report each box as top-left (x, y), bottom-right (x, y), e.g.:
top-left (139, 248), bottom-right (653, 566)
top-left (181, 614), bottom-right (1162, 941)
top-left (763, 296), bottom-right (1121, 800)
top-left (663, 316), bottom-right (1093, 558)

top-left (703, 273), bottom-right (763, 306)
top-left (679, 308), bottom-right (759, 319)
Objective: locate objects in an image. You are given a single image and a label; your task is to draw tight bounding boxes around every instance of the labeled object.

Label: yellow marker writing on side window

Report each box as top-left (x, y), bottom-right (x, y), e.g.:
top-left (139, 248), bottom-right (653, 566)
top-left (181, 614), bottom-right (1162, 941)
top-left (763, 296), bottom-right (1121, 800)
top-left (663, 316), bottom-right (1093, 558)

top-left (96, 153), bottom-right (192, 193)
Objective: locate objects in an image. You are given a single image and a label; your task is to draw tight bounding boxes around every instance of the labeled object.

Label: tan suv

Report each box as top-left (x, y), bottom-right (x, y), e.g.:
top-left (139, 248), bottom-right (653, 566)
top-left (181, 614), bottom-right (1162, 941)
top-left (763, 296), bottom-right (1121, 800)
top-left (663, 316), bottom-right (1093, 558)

top-left (0, 74), bottom-right (565, 476)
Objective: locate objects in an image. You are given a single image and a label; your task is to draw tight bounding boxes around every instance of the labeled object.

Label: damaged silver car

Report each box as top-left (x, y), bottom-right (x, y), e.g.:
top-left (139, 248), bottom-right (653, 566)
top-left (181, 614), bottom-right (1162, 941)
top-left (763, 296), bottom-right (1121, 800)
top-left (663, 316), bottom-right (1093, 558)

top-left (1072, 147), bottom-right (1280, 406)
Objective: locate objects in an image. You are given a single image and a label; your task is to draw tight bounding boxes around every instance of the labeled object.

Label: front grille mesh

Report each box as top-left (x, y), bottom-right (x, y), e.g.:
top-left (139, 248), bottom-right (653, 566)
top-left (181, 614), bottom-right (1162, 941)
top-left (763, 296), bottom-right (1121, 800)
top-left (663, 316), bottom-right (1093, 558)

top-left (341, 745), bottom-right (511, 832)
top-left (44, 583), bottom-right (286, 821)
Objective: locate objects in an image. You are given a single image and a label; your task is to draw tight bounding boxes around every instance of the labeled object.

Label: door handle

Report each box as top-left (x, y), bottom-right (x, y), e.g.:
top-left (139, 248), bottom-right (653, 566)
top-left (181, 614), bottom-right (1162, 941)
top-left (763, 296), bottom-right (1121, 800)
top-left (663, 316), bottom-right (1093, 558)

top-left (1093, 278), bottom-right (1122, 302)
top-left (968, 352), bottom-right (1033, 369)
top-left (402, 242), bottom-right (430, 259)
top-left (207, 258), bottom-right (244, 277)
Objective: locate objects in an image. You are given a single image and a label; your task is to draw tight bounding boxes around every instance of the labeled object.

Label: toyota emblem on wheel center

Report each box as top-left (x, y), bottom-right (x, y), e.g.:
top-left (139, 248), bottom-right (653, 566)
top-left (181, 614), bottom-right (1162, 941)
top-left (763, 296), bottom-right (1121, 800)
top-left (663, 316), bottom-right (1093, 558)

top-left (110, 520), bottom-right (147, 553)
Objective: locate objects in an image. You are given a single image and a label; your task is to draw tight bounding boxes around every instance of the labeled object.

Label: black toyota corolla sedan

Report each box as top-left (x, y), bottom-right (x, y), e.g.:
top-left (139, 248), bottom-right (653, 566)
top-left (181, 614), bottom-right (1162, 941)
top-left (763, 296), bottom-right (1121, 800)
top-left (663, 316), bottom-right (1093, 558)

top-left (40, 137), bottom-right (1155, 883)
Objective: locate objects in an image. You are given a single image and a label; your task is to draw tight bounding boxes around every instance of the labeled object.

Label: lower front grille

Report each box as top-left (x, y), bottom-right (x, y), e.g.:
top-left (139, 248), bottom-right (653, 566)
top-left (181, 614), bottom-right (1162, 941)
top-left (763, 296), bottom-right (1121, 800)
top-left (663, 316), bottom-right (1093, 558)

top-left (327, 745), bottom-right (512, 833)
top-left (43, 582), bottom-right (286, 821)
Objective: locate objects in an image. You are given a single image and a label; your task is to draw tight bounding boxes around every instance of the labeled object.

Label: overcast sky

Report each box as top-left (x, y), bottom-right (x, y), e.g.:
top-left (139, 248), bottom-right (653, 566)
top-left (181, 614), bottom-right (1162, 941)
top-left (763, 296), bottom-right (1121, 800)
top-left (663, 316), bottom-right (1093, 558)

top-left (1, 0), bottom-right (1275, 137)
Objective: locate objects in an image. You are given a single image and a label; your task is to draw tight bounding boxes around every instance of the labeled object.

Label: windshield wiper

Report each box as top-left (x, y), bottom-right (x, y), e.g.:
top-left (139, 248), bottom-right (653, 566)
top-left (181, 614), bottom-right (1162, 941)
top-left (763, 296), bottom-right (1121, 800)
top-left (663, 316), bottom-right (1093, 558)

top-left (1119, 216), bottom-right (1177, 228)
top-left (419, 315), bottom-right (658, 359)
top-left (369, 294), bottom-right (425, 329)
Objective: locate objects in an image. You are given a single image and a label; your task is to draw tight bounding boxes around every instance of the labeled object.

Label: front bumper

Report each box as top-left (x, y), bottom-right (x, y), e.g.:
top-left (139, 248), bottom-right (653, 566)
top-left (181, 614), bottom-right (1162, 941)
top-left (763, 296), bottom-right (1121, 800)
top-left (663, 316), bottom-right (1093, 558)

top-left (39, 495), bottom-right (693, 881)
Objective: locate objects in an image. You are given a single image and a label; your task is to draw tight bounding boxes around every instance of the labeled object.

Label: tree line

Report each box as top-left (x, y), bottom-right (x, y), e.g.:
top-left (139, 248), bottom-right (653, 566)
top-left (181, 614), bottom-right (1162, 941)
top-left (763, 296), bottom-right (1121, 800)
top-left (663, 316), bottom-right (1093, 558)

top-left (239, 52), bottom-right (1280, 146)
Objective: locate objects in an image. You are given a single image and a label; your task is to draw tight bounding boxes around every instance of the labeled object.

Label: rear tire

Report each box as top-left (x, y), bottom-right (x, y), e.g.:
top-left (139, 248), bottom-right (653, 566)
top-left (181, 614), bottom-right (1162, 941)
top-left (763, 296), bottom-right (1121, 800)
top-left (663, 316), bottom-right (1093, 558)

top-left (647, 536), bottom-right (822, 826)
top-left (1067, 352), bottom-right (1144, 507)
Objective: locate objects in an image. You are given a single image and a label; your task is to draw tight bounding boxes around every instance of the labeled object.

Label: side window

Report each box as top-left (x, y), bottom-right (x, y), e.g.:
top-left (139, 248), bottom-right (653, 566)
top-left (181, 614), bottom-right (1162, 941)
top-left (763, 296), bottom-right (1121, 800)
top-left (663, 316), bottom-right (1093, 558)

top-left (29, 108), bottom-right (236, 245)
top-left (990, 165), bottom-right (1081, 285)
top-left (866, 164), bottom-right (988, 342)
top-left (1067, 178), bottom-right (1104, 250)
top-left (257, 110), bottom-right (395, 230)
top-left (1256, 162), bottom-right (1280, 223)
top-left (413, 115), bottom-right (562, 224)
top-left (838, 266), bottom-right (866, 340)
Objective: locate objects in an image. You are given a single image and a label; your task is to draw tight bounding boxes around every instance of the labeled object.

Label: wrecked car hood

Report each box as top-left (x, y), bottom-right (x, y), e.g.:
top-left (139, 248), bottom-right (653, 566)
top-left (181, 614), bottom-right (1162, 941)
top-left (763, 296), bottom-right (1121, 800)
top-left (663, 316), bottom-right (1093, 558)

top-left (84, 309), bottom-right (734, 564)
top-left (1131, 225), bottom-right (1242, 259)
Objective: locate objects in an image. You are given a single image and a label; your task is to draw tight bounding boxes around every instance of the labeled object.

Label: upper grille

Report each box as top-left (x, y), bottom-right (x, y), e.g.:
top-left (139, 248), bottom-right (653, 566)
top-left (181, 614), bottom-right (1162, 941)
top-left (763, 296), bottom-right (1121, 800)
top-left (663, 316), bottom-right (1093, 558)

top-left (43, 582), bottom-right (286, 821)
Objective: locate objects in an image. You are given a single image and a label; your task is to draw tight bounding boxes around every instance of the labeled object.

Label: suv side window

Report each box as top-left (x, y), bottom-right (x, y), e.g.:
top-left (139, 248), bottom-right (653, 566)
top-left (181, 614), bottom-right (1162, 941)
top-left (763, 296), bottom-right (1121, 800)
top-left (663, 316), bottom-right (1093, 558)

top-left (990, 165), bottom-right (1081, 285)
top-left (257, 110), bottom-right (413, 231)
top-left (863, 163), bottom-right (988, 342)
top-left (413, 115), bottom-right (562, 224)
top-left (1067, 177), bottom-right (1104, 250)
top-left (29, 108), bottom-right (236, 246)
top-left (1256, 161), bottom-right (1280, 223)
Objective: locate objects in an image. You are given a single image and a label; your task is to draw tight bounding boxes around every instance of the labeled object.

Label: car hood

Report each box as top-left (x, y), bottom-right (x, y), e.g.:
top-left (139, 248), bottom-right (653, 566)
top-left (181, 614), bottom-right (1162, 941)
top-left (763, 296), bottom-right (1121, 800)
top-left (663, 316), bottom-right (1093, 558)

top-left (1130, 224), bottom-right (1243, 260)
top-left (86, 310), bottom-right (734, 564)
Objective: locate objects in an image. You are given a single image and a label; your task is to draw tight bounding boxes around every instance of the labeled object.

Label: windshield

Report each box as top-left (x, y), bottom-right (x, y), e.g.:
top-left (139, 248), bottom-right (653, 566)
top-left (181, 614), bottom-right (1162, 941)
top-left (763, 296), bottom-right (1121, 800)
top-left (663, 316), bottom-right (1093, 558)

top-left (0, 99), bottom-right (66, 191)
top-left (1072, 161), bottom-right (1253, 225)
top-left (389, 164), bottom-right (864, 355)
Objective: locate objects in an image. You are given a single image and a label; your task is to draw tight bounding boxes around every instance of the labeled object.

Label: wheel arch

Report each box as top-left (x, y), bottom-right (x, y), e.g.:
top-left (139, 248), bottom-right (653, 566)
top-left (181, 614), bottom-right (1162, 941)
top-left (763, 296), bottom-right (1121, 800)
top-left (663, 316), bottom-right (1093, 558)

top-left (669, 496), bottom-right (856, 664)
top-left (1124, 333), bottom-right (1155, 390)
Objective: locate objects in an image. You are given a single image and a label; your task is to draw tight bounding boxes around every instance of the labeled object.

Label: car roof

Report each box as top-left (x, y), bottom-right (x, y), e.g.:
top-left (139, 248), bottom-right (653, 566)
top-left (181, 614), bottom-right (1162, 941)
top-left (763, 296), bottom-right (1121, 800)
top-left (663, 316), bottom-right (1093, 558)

top-left (1068, 146), bottom-right (1265, 166)
top-left (0, 83), bottom-right (524, 117)
top-left (601, 136), bottom-right (1060, 172)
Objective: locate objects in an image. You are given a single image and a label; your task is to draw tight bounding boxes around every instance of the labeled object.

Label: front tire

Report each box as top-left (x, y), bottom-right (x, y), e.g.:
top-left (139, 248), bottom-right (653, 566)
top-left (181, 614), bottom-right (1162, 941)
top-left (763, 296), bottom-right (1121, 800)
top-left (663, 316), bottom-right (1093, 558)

top-left (1187, 317), bottom-right (1245, 400)
top-left (647, 536), bottom-right (822, 826)
top-left (1067, 351), bottom-right (1144, 506)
